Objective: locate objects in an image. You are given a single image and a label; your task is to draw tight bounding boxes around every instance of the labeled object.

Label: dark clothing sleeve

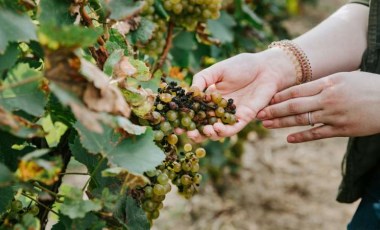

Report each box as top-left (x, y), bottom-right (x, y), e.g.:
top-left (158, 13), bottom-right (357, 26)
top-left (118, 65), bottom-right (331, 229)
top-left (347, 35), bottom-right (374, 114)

top-left (348, 0), bottom-right (369, 6)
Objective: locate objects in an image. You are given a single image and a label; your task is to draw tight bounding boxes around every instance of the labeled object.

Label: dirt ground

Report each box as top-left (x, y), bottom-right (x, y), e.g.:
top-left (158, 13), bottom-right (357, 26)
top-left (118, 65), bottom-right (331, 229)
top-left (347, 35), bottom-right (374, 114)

top-left (154, 1), bottom-right (359, 229)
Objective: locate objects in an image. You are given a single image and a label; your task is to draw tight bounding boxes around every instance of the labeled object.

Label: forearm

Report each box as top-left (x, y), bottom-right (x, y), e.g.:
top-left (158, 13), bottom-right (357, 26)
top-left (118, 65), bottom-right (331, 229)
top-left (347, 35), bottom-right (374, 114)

top-left (294, 3), bottom-right (369, 79)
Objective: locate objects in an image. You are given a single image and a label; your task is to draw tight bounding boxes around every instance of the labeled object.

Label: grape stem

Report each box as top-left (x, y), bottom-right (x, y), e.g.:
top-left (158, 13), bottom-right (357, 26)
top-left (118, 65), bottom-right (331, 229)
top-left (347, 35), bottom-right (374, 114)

top-left (21, 192), bottom-right (59, 216)
top-left (33, 182), bottom-right (65, 200)
top-left (153, 21), bottom-right (175, 75)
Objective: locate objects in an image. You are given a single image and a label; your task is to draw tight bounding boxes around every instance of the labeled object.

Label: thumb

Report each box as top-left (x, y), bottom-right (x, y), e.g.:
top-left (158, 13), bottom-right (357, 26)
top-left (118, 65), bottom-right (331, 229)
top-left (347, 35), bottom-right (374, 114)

top-left (192, 63), bottom-right (223, 91)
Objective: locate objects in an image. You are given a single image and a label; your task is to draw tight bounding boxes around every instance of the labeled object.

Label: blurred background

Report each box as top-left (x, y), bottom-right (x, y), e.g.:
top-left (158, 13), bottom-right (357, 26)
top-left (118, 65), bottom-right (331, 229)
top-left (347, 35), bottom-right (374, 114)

top-left (153, 0), bottom-right (358, 229)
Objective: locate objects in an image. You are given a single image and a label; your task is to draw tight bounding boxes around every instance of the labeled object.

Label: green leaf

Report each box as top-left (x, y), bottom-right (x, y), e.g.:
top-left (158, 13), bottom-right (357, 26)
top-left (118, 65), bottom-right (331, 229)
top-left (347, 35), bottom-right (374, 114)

top-left (0, 43), bottom-right (20, 75)
top-left (0, 131), bottom-right (35, 171)
top-left (108, 0), bottom-right (145, 20)
top-left (128, 17), bottom-right (156, 44)
top-left (75, 123), bottom-right (165, 175)
top-left (38, 25), bottom-right (102, 50)
top-left (0, 162), bottom-right (13, 186)
top-left (0, 187), bottom-right (13, 214)
top-left (38, 0), bottom-right (75, 26)
top-left (69, 136), bottom-right (115, 189)
top-left (207, 11), bottom-right (236, 44)
top-left (103, 49), bottom-right (123, 76)
top-left (153, 0), bottom-right (170, 20)
top-left (125, 196), bottom-right (150, 230)
top-left (52, 212), bottom-right (106, 230)
top-left (129, 58), bottom-right (151, 81)
top-left (0, 63), bottom-right (46, 117)
top-left (0, 9), bottom-right (37, 53)
top-left (60, 186), bottom-right (102, 219)
top-left (13, 213), bottom-right (41, 230)
top-left (0, 106), bottom-right (45, 138)
top-left (173, 31), bottom-right (197, 51)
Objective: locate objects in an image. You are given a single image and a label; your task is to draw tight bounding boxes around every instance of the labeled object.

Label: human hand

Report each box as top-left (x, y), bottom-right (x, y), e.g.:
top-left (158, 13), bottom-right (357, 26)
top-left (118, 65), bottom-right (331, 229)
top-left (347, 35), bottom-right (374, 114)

top-left (257, 72), bottom-right (380, 143)
top-left (186, 49), bottom-right (297, 142)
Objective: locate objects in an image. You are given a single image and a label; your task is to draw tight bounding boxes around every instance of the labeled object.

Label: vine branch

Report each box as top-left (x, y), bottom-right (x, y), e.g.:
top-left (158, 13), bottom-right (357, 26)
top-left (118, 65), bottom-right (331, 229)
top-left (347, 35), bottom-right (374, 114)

top-left (153, 21), bottom-right (175, 75)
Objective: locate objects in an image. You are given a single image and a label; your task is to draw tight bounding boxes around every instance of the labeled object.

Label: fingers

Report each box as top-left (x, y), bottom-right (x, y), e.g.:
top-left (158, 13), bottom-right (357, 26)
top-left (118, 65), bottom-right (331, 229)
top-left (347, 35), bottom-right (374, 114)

top-left (249, 83), bottom-right (278, 118)
top-left (287, 125), bottom-right (338, 143)
top-left (192, 64), bottom-right (223, 91)
top-left (262, 110), bottom-right (324, 128)
top-left (257, 95), bottom-right (322, 120)
top-left (272, 79), bottom-right (324, 104)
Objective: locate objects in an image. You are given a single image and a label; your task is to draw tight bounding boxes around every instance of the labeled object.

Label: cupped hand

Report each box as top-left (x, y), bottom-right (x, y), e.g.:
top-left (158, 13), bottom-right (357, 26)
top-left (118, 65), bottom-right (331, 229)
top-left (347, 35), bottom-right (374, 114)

top-left (186, 49), bottom-right (296, 142)
top-left (257, 72), bottom-right (380, 143)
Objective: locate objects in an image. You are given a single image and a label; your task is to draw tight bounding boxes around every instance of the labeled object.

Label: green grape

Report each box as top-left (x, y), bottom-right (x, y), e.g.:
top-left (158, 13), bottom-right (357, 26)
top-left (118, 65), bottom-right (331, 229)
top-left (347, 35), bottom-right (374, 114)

top-left (171, 119), bottom-right (180, 128)
top-left (184, 143), bottom-right (192, 152)
top-left (157, 173), bottom-right (169, 185)
top-left (167, 134), bottom-right (178, 145)
top-left (152, 194), bottom-right (166, 202)
top-left (153, 184), bottom-right (166, 196)
top-left (181, 175), bottom-right (192, 186)
top-left (166, 110), bottom-right (178, 121)
top-left (167, 171), bottom-right (176, 180)
top-left (172, 162), bottom-right (181, 172)
top-left (181, 117), bottom-right (191, 127)
top-left (195, 148), bottom-right (206, 158)
top-left (188, 122), bottom-right (196, 131)
top-left (211, 92), bottom-right (222, 104)
top-left (208, 117), bottom-right (217, 125)
top-left (144, 186), bottom-right (153, 198)
top-left (160, 121), bottom-right (172, 133)
top-left (146, 170), bottom-right (158, 177)
top-left (151, 209), bottom-right (160, 219)
top-left (188, 110), bottom-right (195, 119)
top-left (156, 104), bottom-right (164, 110)
top-left (215, 107), bottom-right (224, 117)
top-left (143, 200), bottom-right (156, 212)
top-left (160, 93), bottom-right (173, 103)
top-left (183, 186), bottom-right (195, 196)
top-left (222, 113), bottom-right (231, 123)
top-left (194, 173), bottom-right (202, 184)
top-left (163, 183), bottom-right (172, 194)
top-left (181, 162), bottom-right (192, 171)
top-left (11, 200), bottom-right (23, 212)
top-left (154, 130), bottom-right (165, 141)
top-left (191, 163), bottom-right (200, 173)
top-left (218, 98), bottom-right (228, 108)
top-left (197, 111), bottom-right (207, 119)
top-left (30, 205), bottom-right (39, 216)
top-left (229, 114), bottom-right (237, 125)
top-left (158, 202), bottom-right (164, 209)
top-left (172, 3), bottom-right (183, 14)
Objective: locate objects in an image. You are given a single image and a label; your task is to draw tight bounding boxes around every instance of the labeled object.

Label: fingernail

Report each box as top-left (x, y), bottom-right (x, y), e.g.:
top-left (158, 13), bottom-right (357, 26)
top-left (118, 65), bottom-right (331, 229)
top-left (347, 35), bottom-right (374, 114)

top-left (288, 136), bottom-right (296, 143)
top-left (262, 120), bottom-right (273, 127)
top-left (257, 111), bottom-right (266, 119)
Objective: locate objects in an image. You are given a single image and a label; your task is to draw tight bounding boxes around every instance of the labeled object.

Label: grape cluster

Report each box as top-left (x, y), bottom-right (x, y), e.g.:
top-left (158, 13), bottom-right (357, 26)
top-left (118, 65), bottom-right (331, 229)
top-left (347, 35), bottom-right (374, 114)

top-left (1, 200), bottom-right (39, 226)
top-left (135, 81), bottom-right (237, 223)
top-left (163, 0), bottom-right (222, 31)
top-left (140, 0), bottom-right (167, 57)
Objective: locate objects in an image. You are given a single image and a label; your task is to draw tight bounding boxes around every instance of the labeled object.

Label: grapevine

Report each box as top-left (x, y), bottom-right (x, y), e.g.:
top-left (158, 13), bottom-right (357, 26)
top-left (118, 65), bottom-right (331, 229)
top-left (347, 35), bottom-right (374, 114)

top-left (135, 80), bottom-right (237, 223)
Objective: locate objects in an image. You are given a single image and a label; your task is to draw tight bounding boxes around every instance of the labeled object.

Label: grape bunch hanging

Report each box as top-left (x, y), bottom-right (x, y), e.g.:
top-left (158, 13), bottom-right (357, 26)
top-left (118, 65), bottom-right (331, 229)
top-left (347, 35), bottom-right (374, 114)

top-left (136, 81), bottom-right (237, 223)
top-left (162, 0), bottom-right (222, 31)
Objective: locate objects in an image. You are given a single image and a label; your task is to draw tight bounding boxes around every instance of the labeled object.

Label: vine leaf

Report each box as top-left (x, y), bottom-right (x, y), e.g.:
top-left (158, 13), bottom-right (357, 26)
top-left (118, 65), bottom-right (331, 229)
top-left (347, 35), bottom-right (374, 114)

top-left (128, 17), bottom-right (156, 44)
top-left (60, 186), bottom-right (102, 219)
top-left (0, 9), bottom-right (37, 53)
top-left (125, 196), bottom-right (150, 230)
top-left (38, 0), bottom-right (75, 26)
top-left (38, 25), bottom-right (102, 50)
top-left (102, 167), bottom-right (149, 192)
top-left (52, 212), bottom-right (106, 230)
top-left (80, 59), bottom-right (131, 118)
top-left (0, 187), bottom-right (13, 214)
top-left (103, 49), bottom-right (124, 76)
top-left (0, 63), bottom-right (47, 117)
top-left (0, 162), bottom-right (13, 186)
top-left (121, 87), bottom-right (155, 118)
top-left (0, 43), bottom-right (20, 75)
top-left (13, 213), bottom-right (41, 229)
top-left (207, 11), bottom-right (236, 44)
top-left (74, 122), bottom-right (165, 175)
top-left (108, 0), bottom-right (145, 20)
top-left (0, 106), bottom-right (45, 138)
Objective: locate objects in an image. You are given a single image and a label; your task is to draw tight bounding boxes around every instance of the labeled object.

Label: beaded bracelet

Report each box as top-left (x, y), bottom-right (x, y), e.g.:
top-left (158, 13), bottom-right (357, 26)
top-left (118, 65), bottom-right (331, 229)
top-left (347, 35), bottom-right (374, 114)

top-left (268, 40), bottom-right (313, 85)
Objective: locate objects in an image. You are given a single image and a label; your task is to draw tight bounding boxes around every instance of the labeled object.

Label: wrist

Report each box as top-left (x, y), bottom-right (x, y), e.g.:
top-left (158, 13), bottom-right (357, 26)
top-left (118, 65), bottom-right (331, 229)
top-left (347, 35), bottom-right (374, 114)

top-left (259, 48), bottom-right (298, 90)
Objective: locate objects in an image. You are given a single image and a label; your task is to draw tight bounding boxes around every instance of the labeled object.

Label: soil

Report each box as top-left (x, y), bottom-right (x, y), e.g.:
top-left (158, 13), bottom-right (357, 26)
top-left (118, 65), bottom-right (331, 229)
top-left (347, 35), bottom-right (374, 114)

top-left (153, 1), bottom-right (359, 229)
